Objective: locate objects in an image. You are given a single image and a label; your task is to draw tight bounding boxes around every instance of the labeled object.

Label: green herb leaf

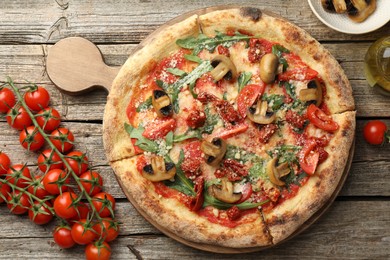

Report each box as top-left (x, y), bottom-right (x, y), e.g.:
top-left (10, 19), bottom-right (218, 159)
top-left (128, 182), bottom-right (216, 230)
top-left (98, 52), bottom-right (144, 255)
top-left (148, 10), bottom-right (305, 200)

top-left (173, 131), bottom-right (202, 142)
top-left (136, 96), bottom-right (152, 112)
top-left (237, 72), bottom-right (252, 92)
top-left (262, 94), bottom-right (285, 111)
top-left (165, 131), bottom-right (174, 148)
top-left (267, 145), bottom-right (301, 166)
top-left (272, 44), bottom-right (290, 57)
top-left (184, 54), bottom-right (202, 63)
top-left (198, 105), bottom-right (219, 134)
top-left (224, 144), bottom-right (259, 163)
top-left (189, 81), bottom-right (197, 98)
top-left (248, 160), bottom-right (267, 182)
top-left (167, 68), bottom-right (187, 77)
top-left (124, 123), bottom-right (158, 153)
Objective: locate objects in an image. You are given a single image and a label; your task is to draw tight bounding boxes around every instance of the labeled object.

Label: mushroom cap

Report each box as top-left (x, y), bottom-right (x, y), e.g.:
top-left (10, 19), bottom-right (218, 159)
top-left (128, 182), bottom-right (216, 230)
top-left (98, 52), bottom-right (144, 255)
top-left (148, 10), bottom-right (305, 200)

top-left (266, 157), bottom-right (291, 186)
top-left (210, 55), bottom-right (237, 81)
top-left (142, 156), bottom-right (176, 182)
top-left (152, 89), bottom-right (173, 117)
top-left (209, 178), bottom-right (242, 204)
top-left (201, 138), bottom-right (227, 166)
top-left (246, 100), bottom-right (276, 125)
top-left (259, 53), bottom-right (279, 84)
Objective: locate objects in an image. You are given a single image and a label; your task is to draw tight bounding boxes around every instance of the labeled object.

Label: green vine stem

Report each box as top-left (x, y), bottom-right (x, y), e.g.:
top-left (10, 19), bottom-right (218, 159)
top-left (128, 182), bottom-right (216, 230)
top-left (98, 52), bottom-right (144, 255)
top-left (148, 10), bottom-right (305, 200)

top-left (6, 77), bottom-right (108, 222)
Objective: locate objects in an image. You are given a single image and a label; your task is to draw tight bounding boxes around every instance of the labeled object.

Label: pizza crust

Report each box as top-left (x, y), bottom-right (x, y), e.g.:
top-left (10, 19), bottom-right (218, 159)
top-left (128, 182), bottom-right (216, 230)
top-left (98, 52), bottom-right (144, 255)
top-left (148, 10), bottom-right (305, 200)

top-left (110, 156), bottom-right (273, 248)
top-left (263, 110), bottom-right (356, 244)
top-left (103, 14), bottom-right (199, 162)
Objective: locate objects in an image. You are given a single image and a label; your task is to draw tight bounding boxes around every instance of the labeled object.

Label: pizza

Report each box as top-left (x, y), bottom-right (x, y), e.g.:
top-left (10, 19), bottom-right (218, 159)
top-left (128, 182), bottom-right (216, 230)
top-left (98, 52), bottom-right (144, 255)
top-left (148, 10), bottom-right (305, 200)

top-left (103, 7), bottom-right (355, 249)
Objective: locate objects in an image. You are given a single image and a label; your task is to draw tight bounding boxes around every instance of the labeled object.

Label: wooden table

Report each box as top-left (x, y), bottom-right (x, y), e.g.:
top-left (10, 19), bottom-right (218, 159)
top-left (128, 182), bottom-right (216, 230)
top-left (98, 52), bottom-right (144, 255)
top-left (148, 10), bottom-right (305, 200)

top-left (0, 1), bottom-right (389, 259)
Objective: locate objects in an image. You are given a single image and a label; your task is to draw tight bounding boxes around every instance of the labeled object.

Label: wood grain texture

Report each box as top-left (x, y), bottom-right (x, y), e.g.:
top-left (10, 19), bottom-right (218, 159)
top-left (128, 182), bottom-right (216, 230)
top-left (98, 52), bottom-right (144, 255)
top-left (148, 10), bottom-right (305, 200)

top-left (0, 201), bottom-right (389, 259)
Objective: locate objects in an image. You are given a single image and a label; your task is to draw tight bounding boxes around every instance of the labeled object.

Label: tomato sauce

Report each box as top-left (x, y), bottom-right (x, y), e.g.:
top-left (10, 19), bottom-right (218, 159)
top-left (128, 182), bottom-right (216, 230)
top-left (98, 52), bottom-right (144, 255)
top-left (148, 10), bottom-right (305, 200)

top-left (153, 182), bottom-right (192, 207)
top-left (198, 207), bottom-right (258, 228)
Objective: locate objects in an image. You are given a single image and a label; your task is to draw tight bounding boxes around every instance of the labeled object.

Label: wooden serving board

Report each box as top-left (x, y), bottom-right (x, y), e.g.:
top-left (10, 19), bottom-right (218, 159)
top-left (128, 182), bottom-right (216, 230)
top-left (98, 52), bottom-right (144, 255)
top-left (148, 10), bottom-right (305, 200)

top-left (46, 5), bottom-right (356, 254)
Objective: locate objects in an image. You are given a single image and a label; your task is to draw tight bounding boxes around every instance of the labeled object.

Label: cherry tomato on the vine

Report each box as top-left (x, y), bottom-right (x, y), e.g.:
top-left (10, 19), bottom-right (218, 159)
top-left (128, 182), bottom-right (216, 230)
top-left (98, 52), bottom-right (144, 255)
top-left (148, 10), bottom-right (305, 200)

top-left (80, 171), bottom-right (103, 196)
top-left (0, 87), bottom-right (16, 113)
top-left (0, 151), bottom-right (11, 175)
top-left (85, 241), bottom-right (111, 260)
top-left (92, 192), bottom-right (116, 218)
top-left (36, 107), bottom-right (61, 132)
top-left (49, 127), bottom-right (74, 153)
top-left (27, 175), bottom-right (50, 199)
top-left (42, 169), bottom-right (70, 195)
top-left (24, 86), bottom-right (50, 112)
top-left (53, 191), bottom-right (78, 219)
top-left (53, 226), bottom-right (76, 249)
top-left (65, 151), bottom-right (89, 176)
top-left (19, 126), bottom-right (45, 151)
top-left (363, 120), bottom-right (389, 145)
top-left (7, 190), bottom-right (31, 215)
top-left (71, 219), bottom-right (97, 245)
top-left (68, 202), bottom-right (90, 222)
top-left (28, 201), bottom-right (54, 225)
top-left (0, 182), bottom-right (11, 204)
top-left (6, 107), bottom-right (32, 130)
top-left (6, 164), bottom-right (31, 188)
top-left (37, 149), bottom-right (64, 173)
top-left (93, 218), bottom-right (119, 242)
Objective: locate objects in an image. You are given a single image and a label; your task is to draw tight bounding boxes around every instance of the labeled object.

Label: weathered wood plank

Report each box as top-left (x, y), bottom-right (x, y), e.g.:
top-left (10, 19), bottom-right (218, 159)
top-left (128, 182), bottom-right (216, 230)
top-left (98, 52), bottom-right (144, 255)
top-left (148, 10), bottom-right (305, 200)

top-left (0, 0), bottom-right (388, 45)
top-left (0, 201), bottom-right (388, 259)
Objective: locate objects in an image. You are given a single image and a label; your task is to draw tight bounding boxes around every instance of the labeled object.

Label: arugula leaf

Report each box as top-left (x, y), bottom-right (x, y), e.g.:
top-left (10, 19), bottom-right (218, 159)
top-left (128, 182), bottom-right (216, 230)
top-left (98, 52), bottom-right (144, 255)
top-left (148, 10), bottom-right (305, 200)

top-left (167, 68), bottom-right (187, 77)
top-left (184, 54), bottom-right (202, 63)
top-left (173, 131), bottom-right (202, 142)
top-left (267, 145), bottom-right (301, 166)
top-left (224, 145), bottom-right (259, 163)
top-left (272, 45), bottom-right (290, 72)
top-left (283, 81), bottom-right (296, 99)
top-left (124, 123), bottom-right (158, 153)
top-left (136, 96), bottom-right (152, 112)
top-left (198, 105), bottom-right (219, 134)
top-left (189, 81), bottom-right (197, 98)
top-left (165, 131), bottom-right (174, 148)
top-left (248, 160), bottom-right (267, 182)
top-left (237, 71), bottom-right (252, 92)
top-left (262, 94), bottom-right (285, 111)
top-left (177, 32), bottom-right (252, 55)
top-left (283, 171), bottom-right (308, 188)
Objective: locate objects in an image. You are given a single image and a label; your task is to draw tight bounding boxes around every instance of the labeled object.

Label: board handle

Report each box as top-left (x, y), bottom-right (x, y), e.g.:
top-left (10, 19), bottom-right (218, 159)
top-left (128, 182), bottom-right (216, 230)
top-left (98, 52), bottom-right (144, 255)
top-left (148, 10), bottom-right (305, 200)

top-left (46, 37), bottom-right (121, 95)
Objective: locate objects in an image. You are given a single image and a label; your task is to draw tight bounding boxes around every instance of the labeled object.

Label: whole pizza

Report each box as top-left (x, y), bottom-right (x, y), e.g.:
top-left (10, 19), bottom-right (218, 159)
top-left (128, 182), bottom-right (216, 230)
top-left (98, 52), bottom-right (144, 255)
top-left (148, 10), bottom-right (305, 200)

top-left (103, 7), bottom-right (355, 249)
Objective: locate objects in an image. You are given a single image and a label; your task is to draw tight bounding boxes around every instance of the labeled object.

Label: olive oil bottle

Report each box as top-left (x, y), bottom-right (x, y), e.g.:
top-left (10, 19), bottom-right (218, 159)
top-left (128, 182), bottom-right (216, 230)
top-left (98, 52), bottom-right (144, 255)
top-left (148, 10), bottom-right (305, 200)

top-left (364, 36), bottom-right (390, 96)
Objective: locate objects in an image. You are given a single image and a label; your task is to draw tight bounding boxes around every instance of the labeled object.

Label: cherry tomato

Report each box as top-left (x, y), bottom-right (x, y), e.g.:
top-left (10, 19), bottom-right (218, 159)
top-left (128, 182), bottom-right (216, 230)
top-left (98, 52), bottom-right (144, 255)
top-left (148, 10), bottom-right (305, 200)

top-left (306, 104), bottom-right (338, 132)
top-left (214, 123), bottom-right (249, 139)
top-left (6, 107), bottom-right (32, 130)
top-left (0, 182), bottom-right (11, 204)
top-left (37, 149), bottom-right (64, 173)
top-left (19, 126), bottom-right (45, 151)
top-left (85, 241), bottom-right (111, 260)
top-left (28, 201), bottom-right (54, 225)
top-left (7, 190), bottom-right (31, 215)
top-left (92, 192), bottom-right (116, 218)
top-left (6, 164), bottom-right (31, 188)
top-left (142, 117), bottom-right (176, 140)
top-left (0, 87), bottom-right (16, 113)
top-left (71, 219), bottom-right (97, 245)
top-left (80, 171), bottom-right (103, 196)
top-left (93, 218), bottom-right (119, 242)
top-left (65, 151), bottom-right (89, 176)
top-left (24, 86), bottom-right (50, 111)
top-left (42, 169), bottom-right (70, 195)
top-left (49, 127), bottom-right (74, 153)
top-left (0, 151), bottom-right (11, 175)
top-left (53, 191), bottom-right (78, 219)
top-left (69, 202), bottom-right (90, 222)
top-left (36, 107), bottom-right (61, 132)
top-left (53, 226), bottom-right (76, 249)
top-left (236, 83), bottom-right (265, 118)
top-left (299, 139), bottom-right (320, 175)
top-left (27, 175), bottom-right (50, 199)
top-left (363, 120), bottom-right (389, 145)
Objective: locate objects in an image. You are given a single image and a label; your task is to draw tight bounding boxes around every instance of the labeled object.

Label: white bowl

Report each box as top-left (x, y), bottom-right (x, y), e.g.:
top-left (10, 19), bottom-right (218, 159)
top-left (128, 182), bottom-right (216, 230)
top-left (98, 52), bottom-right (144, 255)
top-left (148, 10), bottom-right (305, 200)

top-left (308, 0), bottom-right (390, 34)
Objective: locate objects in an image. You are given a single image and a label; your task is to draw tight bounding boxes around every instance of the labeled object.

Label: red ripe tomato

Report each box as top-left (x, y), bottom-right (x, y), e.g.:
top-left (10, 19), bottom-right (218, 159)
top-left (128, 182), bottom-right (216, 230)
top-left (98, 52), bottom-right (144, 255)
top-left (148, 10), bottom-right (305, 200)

top-left (142, 117), bottom-right (176, 140)
top-left (0, 87), bottom-right (16, 113)
top-left (92, 192), bottom-right (116, 218)
top-left (363, 120), bottom-right (389, 145)
top-left (68, 202), bottom-right (90, 222)
top-left (24, 86), bottom-right (50, 112)
top-left (0, 151), bottom-right (11, 175)
top-left (49, 127), bottom-right (74, 153)
top-left (6, 164), bottom-right (31, 188)
top-left (71, 219), bottom-right (97, 245)
top-left (53, 191), bottom-right (78, 219)
top-left (37, 149), bottom-right (64, 173)
top-left (85, 241), bottom-right (111, 260)
top-left (28, 201), bottom-right (54, 225)
top-left (65, 151), bottom-right (89, 176)
top-left (42, 169), bottom-right (70, 195)
top-left (307, 104), bottom-right (338, 132)
top-left (36, 107), bottom-right (61, 132)
top-left (19, 126), bottom-right (45, 151)
top-left (27, 175), bottom-right (50, 199)
top-left (53, 226), bottom-right (76, 249)
top-left (235, 182), bottom-right (253, 204)
top-left (80, 171), bottom-right (103, 196)
top-left (299, 139), bottom-right (320, 175)
top-left (237, 83), bottom-right (265, 118)
top-left (93, 218), bottom-right (119, 242)
top-left (7, 190), bottom-right (31, 215)
top-left (0, 182), bottom-right (11, 203)
top-left (6, 107), bottom-right (32, 130)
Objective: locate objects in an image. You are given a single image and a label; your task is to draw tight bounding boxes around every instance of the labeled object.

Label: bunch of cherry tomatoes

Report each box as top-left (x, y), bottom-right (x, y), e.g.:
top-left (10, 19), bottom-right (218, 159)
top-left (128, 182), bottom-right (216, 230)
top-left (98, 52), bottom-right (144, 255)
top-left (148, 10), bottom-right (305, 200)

top-left (0, 81), bottom-right (117, 260)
